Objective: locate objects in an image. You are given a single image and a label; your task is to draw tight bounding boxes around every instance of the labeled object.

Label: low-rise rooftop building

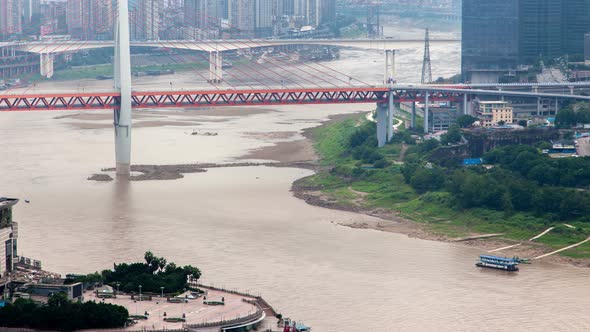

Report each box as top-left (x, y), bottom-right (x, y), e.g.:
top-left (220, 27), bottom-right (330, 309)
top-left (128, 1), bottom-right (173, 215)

top-left (476, 101), bottom-right (514, 127)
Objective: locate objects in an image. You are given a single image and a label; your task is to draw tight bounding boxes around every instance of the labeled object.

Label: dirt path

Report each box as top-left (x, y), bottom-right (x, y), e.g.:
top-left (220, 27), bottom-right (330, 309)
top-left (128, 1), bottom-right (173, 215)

top-left (534, 237), bottom-right (590, 260)
top-left (529, 227), bottom-right (555, 241)
top-left (489, 243), bottom-right (522, 253)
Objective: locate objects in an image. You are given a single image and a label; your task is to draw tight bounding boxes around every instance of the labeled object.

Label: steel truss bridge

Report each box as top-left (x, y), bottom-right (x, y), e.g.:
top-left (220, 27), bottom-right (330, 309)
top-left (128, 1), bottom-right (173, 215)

top-left (2, 85), bottom-right (589, 112)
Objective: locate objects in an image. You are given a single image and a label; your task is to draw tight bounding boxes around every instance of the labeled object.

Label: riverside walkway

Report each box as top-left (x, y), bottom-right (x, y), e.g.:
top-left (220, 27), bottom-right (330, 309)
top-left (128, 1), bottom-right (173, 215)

top-left (84, 287), bottom-right (274, 331)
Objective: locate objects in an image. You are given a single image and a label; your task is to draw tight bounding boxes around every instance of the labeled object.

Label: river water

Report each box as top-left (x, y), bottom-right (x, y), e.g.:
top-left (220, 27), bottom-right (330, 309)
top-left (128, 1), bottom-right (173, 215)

top-left (2, 24), bottom-right (590, 332)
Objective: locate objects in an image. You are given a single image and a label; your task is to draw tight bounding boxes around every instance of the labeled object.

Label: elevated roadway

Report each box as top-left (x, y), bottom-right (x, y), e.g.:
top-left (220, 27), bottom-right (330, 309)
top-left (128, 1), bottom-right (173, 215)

top-left (6, 38), bottom-right (460, 54)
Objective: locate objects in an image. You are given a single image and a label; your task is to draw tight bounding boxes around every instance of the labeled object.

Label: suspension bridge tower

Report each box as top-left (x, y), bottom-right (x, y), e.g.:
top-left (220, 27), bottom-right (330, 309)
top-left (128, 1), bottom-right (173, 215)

top-left (113, 0), bottom-right (133, 176)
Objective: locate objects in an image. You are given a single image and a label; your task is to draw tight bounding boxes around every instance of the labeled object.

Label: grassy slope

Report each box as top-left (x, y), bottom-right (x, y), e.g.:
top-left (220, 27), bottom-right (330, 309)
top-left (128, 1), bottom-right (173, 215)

top-left (303, 115), bottom-right (590, 258)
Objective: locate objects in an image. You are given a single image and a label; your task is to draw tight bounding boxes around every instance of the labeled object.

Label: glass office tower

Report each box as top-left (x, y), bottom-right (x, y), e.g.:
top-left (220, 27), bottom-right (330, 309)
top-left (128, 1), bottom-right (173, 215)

top-left (461, 0), bottom-right (520, 82)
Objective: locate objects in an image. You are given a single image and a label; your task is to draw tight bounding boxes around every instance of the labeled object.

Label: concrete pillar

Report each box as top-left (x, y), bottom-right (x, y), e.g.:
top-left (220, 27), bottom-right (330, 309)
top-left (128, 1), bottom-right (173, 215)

top-left (376, 103), bottom-right (388, 148)
top-left (40, 53), bottom-right (54, 79)
top-left (384, 50), bottom-right (395, 84)
top-left (569, 86), bottom-right (575, 95)
top-left (537, 97), bottom-right (541, 116)
top-left (216, 52), bottom-right (223, 82)
top-left (411, 102), bottom-right (416, 129)
top-left (208, 51), bottom-right (223, 83)
top-left (424, 92), bottom-right (429, 134)
top-left (113, 0), bottom-right (133, 176)
top-left (463, 93), bottom-right (469, 115)
top-left (387, 89), bottom-right (394, 141)
top-left (555, 98), bottom-right (559, 114)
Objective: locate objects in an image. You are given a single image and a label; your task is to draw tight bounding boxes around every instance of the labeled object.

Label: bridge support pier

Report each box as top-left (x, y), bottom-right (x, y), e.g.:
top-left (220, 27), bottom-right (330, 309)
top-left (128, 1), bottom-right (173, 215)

top-left (376, 103), bottom-right (388, 148)
top-left (424, 92), bottom-right (429, 134)
top-left (387, 89), bottom-right (394, 141)
top-left (40, 53), bottom-right (54, 79)
top-left (411, 102), bottom-right (416, 129)
top-left (113, 0), bottom-right (133, 176)
top-left (208, 51), bottom-right (223, 83)
top-left (463, 93), bottom-right (469, 115)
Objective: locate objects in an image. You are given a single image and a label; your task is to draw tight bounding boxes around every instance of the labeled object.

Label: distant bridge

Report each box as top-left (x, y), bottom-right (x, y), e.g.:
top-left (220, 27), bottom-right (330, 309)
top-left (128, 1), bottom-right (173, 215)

top-left (7, 38), bottom-right (459, 54)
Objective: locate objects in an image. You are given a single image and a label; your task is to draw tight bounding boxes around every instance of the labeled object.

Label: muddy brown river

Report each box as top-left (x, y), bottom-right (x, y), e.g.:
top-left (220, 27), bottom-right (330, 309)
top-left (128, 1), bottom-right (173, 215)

top-left (2, 23), bottom-right (590, 332)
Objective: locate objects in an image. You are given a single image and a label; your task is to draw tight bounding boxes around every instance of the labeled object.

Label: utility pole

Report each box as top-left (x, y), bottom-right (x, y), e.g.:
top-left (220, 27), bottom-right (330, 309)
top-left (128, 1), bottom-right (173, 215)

top-left (421, 28), bottom-right (432, 84)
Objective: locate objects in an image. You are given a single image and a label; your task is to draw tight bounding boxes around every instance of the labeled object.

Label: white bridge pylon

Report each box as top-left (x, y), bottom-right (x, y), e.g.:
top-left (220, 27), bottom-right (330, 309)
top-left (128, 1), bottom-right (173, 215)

top-left (113, 0), bottom-right (133, 176)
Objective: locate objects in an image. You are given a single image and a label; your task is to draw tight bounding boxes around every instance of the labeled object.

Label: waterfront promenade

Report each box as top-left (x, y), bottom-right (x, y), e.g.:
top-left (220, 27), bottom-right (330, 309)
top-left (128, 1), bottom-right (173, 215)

top-left (83, 286), bottom-right (275, 331)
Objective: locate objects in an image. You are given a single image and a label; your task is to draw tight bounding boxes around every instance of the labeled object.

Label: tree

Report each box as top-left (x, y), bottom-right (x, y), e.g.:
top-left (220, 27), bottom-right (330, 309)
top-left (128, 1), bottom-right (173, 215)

top-left (48, 292), bottom-right (70, 308)
top-left (518, 120), bottom-right (528, 127)
top-left (440, 125), bottom-right (462, 145)
top-left (456, 115), bottom-right (478, 128)
top-left (144, 251), bottom-right (155, 266)
top-left (555, 108), bottom-right (577, 128)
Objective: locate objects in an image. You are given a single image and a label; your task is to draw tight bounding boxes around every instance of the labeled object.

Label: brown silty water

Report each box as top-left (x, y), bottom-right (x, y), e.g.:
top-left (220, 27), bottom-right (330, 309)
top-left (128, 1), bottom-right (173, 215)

top-left (3, 24), bottom-right (590, 332)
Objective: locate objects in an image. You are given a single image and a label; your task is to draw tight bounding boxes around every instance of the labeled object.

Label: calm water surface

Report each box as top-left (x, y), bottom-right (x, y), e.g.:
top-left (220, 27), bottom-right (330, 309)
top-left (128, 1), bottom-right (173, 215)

top-left (2, 25), bottom-right (590, 332)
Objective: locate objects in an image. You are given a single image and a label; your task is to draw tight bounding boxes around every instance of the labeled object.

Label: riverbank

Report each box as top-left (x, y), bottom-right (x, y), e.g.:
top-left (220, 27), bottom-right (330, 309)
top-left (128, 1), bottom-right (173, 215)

top-left (289, 115), bottom-right (590, 268)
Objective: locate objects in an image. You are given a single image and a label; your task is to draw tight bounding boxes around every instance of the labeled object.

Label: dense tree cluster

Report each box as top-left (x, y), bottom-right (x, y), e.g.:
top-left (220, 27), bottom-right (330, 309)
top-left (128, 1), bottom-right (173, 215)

top-left (555, 103), bottom-right (590, 128)
top-left (0, 293), bottom-right (128, 330)
top-left (99, 251), bottom-right (201, 293)
top-left (401, 144), bottom-right (590, 220)
top-left (348, 122), bottom-right (389, 167)
top-left (483, 145), bottom-right (590, 187)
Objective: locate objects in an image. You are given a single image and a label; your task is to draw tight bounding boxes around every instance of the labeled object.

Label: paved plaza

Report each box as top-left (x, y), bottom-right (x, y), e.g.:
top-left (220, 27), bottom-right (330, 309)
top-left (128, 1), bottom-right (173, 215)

top-left (84, 289), bottom-right (260, 330)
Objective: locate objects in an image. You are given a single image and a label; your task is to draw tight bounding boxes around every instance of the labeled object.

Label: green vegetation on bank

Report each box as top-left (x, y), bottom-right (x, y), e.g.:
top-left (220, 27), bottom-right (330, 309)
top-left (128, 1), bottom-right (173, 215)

top-left (0, 293), bottom-right (128, 331)
top-left (76, 251), bottom-right (201, 294)
top-left (302, 115), bottom-right (590, 258)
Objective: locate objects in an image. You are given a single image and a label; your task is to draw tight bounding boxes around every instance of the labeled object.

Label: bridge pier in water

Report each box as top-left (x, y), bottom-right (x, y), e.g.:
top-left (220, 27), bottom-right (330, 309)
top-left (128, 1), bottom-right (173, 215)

top-left (113, 0), bottom-right (133, 176)
top-left (39, 53), bottom-right (54, 79)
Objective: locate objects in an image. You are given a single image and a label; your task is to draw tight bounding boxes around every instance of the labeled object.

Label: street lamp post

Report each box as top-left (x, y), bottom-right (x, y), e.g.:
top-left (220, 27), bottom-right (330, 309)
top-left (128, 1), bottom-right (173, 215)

top-left (160, 286), bottom-right (164, 298)
top-left (139, 285), bottom-right (142, 301)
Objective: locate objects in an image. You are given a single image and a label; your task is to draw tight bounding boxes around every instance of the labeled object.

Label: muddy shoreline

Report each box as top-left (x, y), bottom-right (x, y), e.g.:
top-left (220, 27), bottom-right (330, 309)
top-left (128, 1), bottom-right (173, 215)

top-left (86, 110), bottom-right (590, 268)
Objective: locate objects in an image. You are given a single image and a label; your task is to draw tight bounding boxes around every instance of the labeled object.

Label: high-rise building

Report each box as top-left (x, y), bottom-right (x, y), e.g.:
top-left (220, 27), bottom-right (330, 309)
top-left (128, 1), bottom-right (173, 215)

top-left (0, 198), bottom-right (19, 280)
top-left (279, 0), bottom-right (294, 16)
top-left (255, 0), bottom-right (275, 37)
top-left (561, 0), bottom-right (590, 59)
top-left (519, 0), bottom-right (562, 63)
top-left (461, 0), bottom-right (520, 82)
top-left (0, 0), bottom-right (23, 39)
top-left (320, 0), bottom-right (337, 24)
top-left (185, 0), bottom-right (222, 29)
top-left (228, 0), bottom-right (255, 37)
top-left (463, 0), bottom-right (590, 82)
top-left (66, 0), bottom-right (113, 40)
top-left (134, 0), bottom-right (159, 40)
top-left (295, 0), bottom-right (320, 26)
